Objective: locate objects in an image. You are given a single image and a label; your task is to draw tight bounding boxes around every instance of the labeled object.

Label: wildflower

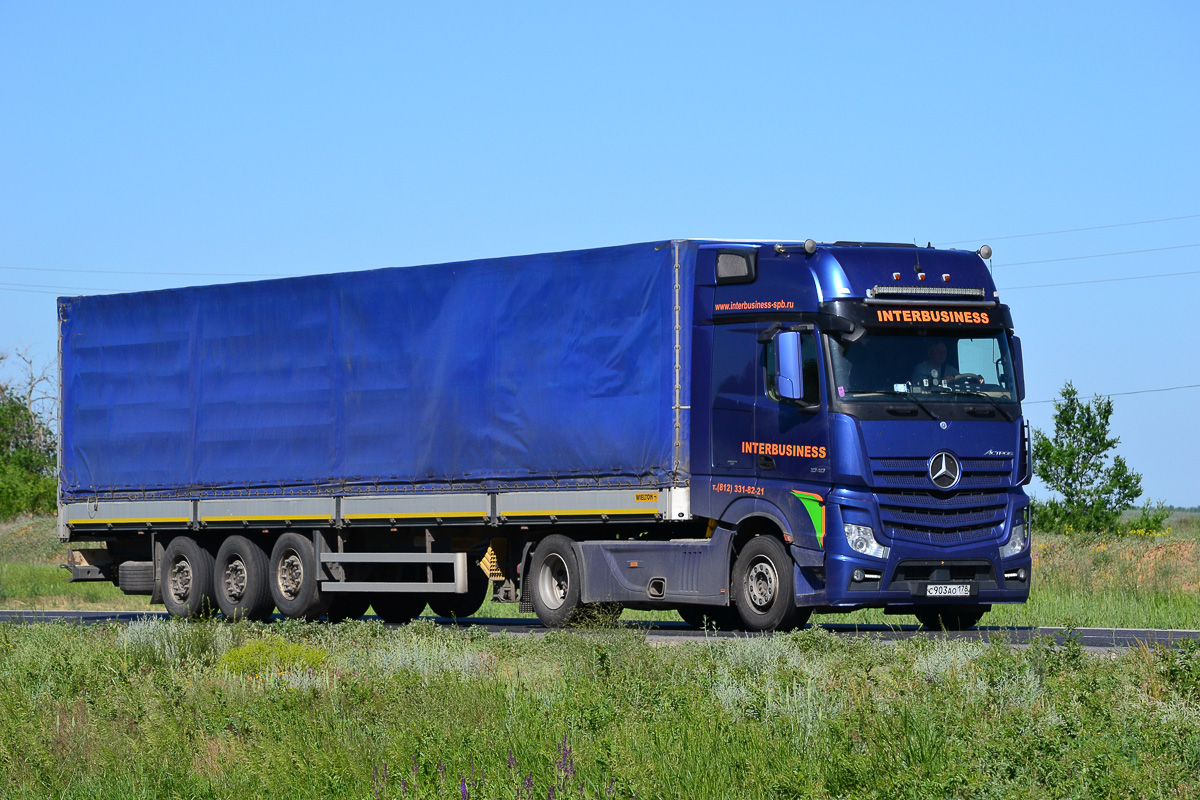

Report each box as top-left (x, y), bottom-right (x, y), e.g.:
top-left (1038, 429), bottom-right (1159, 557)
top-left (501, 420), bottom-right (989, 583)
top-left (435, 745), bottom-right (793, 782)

top-left (508, 748), bottom-right (518, 771)
top-left (461, 776), bottom-right (470, 800)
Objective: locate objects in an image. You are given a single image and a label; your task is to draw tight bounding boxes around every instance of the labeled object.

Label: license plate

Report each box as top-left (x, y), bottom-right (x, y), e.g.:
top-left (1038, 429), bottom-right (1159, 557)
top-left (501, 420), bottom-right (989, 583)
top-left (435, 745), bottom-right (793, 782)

top-left (926, 584), bottom-right (971, 597)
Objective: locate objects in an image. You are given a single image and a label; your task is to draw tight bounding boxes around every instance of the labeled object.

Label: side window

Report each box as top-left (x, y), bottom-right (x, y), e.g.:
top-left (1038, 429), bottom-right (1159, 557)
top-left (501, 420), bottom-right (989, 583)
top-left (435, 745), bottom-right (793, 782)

top-left (765, 331), bottom-right (820, 405)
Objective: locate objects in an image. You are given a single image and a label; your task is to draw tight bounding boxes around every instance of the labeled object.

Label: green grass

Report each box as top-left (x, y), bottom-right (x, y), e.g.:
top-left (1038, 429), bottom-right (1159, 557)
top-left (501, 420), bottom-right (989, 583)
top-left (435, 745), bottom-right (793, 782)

top-left (0, 619), bottom-right (1198, 798)
top-left (3, 515), bottom-right (1198, 629)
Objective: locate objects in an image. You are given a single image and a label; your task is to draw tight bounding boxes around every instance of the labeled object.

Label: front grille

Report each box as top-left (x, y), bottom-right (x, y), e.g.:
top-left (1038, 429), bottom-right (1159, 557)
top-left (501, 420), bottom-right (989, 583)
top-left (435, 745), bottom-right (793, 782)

top-left (870, 456), bottom-right (1013, 546)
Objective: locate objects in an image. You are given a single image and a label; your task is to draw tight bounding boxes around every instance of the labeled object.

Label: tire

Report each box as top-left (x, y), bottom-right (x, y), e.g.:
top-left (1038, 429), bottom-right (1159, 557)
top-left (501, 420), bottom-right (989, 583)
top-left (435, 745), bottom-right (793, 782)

top-left (915, 605), bottom-right (988, 631)
top-left (529, 535), bottom-right (581, 627)
top-left (326, 593), bottom-right (372, 623)
top-left (161, 537), bottom-right (217, 618)
top-left (677, 604), bottom-right (740, 631)
top-left (732, 535), bottom-right (799, 632)
top-left (268, 532), bottom-right (331, 620)
top-left (117, 561), bottom-right (155, 595)
top-left (214, 536), bottom-right (273, 622)
top-left (427, 559), bottom-right (490, 620)
top-left (370, 593), bottom-right (427, 624)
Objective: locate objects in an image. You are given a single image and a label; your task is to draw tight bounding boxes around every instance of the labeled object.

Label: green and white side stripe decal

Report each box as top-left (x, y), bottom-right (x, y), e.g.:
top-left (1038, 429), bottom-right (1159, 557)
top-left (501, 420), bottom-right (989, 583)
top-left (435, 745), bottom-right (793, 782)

top-left (790, 490), bottom-right (826, 547)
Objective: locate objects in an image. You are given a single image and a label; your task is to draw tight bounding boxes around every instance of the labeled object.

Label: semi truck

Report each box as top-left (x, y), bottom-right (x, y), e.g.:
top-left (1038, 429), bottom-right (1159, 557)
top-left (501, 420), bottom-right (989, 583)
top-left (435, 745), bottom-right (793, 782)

top-left (58, 239), bottom-right (1032, 631)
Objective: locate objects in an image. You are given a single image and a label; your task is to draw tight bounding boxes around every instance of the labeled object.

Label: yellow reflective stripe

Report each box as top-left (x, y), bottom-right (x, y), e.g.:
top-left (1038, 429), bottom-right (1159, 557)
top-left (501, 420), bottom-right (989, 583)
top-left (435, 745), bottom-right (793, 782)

top-left (503, 509), bottom-right (651, 516)
top-left (200, 514), bottom-right (332, 522)
top-left (70, 517), bottom-right (189, 525)
top-left (343, 511), bottom-right (486, 519)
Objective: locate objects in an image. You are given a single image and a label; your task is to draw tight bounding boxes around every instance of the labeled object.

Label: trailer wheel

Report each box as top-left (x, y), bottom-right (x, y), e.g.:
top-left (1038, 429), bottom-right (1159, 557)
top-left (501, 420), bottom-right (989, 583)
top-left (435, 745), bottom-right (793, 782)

top-left (915, 606), bottom-right (988, 631)
top-left (214, 536), bottom-right (273, 622)
top-left (370, 593), bottom-right (426, 625)
top-left (161, 537), bottom-right (216, 618)
top-left (530, 535), bottom-right (581, 627)
top-left (326, 593), bottom-right (373, 623)
top-left (732, 535), bottom-right (798, 632)
top-left (428, 559), bottom-right (490, 620)
top-left (269, 533), bottom-right (331, 620)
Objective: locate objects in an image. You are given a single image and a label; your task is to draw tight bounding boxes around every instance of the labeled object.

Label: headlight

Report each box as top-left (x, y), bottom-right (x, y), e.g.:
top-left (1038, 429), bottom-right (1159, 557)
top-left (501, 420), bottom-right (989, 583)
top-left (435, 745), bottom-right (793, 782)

top-left (1000, 523), bottom-right (1028, 558)
top-left (844, 524), bottom-right (890, 560)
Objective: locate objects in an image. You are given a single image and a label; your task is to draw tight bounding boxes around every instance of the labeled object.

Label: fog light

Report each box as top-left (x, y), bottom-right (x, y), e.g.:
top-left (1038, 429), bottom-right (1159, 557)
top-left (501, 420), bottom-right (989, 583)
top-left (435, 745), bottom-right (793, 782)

top-left (852, 568), bottom-right (866, 582)
top-left (1018, 567), bottom-right (1027, 581)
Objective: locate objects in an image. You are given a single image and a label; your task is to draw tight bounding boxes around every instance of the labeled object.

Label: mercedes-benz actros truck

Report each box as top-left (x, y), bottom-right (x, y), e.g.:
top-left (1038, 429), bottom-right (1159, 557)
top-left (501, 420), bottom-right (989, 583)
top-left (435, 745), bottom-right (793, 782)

top-left (59, 239), bottom-right (1032, 630)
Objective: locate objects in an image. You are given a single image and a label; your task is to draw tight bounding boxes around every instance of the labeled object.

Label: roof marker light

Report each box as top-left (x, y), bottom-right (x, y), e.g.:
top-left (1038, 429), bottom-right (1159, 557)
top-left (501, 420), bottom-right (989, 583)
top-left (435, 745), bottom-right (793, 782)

top-left (942, 273), bottom-right (950, 282)
top-left (893, 272), bottom-right (901, 280)
top-left (918, 272), bottom-right (926, 281)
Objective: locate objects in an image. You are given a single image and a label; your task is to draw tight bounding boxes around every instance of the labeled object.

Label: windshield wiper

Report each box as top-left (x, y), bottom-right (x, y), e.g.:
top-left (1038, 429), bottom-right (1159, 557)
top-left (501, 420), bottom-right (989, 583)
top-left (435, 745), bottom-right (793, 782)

top-left (854, 390), bottom-right (940, 420)
top-left (927, 386), bottom-right (1014, 422)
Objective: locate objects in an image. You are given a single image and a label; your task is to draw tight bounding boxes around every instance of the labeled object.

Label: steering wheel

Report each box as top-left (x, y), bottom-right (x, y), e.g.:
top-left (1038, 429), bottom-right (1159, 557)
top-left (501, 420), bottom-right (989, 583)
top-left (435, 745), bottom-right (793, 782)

top-left (949, 373), bottom-right (984, 387)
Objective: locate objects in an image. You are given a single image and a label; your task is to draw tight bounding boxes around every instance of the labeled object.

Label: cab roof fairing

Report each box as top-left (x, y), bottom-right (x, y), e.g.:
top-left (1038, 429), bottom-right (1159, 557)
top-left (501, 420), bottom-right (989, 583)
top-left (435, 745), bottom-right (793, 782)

top-left (808, 245), bottom-right (998, 302)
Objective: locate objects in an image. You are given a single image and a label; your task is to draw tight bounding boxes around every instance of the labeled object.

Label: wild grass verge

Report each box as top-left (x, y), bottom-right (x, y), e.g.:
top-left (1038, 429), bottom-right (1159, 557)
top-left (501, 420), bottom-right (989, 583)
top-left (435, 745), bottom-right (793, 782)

top-left (1, 619), bottom-right (1198, 798)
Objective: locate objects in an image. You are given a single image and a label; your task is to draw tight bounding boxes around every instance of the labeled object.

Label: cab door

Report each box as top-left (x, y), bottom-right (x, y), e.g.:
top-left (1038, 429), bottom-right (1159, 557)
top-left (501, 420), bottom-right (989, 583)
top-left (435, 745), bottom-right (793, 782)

top-left (754, 324), bottom-right (832, 549)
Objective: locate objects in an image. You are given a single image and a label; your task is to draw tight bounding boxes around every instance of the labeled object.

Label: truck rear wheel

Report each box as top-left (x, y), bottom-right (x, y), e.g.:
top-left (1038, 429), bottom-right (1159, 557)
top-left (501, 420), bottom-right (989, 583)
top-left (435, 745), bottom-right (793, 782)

top-left (427, 559), bottom-right (490, 620)
top-left (161, 537), bottom-right (216, 618)
top-left (530, 535), bottom-right (581, 627)
top-left (915, 605), bottom-right (988, 631)
top-left (732, 535), bottom-right (799, 632)
top-left (269, 533), bottom-right (331, 620)
top-left (214, 536), bottom-right (273, 621)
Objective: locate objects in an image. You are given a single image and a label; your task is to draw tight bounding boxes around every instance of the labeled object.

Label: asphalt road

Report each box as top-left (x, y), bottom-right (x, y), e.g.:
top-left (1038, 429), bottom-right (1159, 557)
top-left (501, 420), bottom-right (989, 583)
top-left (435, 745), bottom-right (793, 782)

top-left (1, 609), bottom-right (1197, 650)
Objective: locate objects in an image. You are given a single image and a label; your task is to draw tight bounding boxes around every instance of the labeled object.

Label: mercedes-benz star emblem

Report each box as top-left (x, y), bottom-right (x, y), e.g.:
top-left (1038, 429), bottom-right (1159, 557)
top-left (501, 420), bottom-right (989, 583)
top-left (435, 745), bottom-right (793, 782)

top-left (928, 451), bottom-right (961, 490)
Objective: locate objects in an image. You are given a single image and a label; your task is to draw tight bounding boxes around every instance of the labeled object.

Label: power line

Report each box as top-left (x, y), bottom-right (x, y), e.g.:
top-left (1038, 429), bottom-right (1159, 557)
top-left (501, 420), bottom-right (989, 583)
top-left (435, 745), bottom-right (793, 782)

top-left (0, 265), bottom-right (289, 278)
top-left (1026, 383), bottom-right (1200, 405)
top-left (0, 281), bottom-right (109, 292)
top-left (1000, 269), bottom-right (1200, 291)
top-left (937, 213), bottom-right (1200, 246)
top-left (993, 242), bottom-right (1200, 268)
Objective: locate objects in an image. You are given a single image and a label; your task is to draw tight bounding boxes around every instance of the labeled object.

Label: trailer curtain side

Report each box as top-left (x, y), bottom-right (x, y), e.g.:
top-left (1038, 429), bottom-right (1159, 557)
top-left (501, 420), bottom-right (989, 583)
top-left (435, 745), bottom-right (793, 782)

top-left (58, 241), bottom-right (695, 501)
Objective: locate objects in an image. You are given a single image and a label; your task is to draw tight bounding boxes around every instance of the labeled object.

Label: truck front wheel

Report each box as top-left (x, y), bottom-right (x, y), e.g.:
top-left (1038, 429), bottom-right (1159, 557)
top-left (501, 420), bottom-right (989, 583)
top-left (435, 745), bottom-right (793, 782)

top-left (161, 537), bottom-right (216, 618)
top-left (214, 536), bottom-right (273, 621)
top-left (269, 533), bottom-right (331, 620)
top-left (530, 535), bottom-right (581, 627)
top-left (732, 536), bottom-right (799, 632)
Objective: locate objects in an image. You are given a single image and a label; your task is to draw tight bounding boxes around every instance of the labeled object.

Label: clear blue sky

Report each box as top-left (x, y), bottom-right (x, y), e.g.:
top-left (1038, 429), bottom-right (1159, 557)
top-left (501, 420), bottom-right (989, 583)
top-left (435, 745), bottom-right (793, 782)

top-left (2, 3), bottom-right (1198, 504)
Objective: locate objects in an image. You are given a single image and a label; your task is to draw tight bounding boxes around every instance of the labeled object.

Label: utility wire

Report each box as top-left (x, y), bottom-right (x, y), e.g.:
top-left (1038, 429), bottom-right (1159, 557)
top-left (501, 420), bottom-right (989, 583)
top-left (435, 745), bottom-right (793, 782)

top-left (1000, 269), bottom-right (1200, 290)
top-left (993, 242), bottom-right (1200, 268)
top-left (938, 213), bottom-right (1200, 245)
top-left (0, 265), bottom-right (289, 278)
top-left (1025, 383), bottom-right (1200, 405)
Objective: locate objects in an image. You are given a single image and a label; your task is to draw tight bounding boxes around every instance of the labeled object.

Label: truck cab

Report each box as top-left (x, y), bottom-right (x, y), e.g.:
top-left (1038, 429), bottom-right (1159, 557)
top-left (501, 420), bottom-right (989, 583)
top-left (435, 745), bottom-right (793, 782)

top-left (689, 240), bottom-right (1032, 630)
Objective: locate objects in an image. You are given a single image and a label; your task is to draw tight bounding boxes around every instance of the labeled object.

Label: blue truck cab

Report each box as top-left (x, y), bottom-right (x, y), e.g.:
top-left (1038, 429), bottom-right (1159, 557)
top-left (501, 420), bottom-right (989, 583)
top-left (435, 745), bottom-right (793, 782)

top-left (686, 239), bottom-right (1031, 630)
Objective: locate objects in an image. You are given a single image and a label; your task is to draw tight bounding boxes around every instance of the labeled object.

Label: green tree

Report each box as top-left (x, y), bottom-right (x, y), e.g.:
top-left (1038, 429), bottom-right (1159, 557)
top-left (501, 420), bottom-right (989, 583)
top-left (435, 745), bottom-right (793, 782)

top-left (1032, 381), bottom-right (1165, 534)
top-left (0, 368), bottom-right (57, 519)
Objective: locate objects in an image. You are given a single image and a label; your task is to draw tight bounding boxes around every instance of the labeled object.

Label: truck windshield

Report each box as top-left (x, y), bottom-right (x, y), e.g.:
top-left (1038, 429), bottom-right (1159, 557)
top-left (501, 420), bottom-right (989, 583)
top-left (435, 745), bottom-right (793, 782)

top-left (828, 331), bottom-right (1018, 404)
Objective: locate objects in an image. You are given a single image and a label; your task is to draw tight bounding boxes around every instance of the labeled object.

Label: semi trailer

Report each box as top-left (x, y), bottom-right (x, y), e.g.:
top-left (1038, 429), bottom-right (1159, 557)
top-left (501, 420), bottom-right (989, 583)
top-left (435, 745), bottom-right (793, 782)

top-left (58, 239), bottom-right (1032, 630)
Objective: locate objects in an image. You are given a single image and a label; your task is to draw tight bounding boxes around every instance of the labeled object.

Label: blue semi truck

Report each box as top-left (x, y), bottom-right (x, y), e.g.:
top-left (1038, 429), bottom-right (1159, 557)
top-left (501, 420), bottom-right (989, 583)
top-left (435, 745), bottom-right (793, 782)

top-left (58, 239), bottom-right (1031, 630)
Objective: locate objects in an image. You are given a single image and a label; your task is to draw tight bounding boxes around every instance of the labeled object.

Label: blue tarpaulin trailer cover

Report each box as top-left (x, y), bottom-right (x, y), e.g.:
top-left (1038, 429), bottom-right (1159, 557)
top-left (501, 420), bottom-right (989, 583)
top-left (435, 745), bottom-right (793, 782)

top-left (58, 242), bottom-right (696, 501)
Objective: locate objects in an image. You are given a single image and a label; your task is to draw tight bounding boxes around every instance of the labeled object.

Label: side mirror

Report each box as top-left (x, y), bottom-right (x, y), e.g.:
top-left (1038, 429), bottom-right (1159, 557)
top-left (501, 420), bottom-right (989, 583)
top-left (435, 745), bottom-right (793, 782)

top-left (1011, 335), bottom-right (1026, 401)
top-left (774, 331), bottom-right (803, 401)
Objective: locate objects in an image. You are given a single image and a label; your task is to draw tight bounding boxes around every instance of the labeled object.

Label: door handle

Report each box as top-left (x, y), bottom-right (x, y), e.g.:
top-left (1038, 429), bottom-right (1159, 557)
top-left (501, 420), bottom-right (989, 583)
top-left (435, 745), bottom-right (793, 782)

top-left (757, 455), bottom-right (776, 471)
